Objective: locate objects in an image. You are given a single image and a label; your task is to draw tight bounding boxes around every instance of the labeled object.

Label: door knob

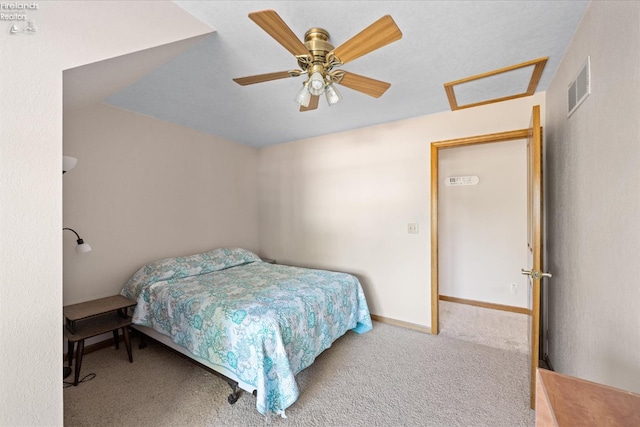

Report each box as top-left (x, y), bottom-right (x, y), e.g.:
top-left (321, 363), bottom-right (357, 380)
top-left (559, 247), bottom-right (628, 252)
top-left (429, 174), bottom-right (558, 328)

top-left (521, 269), bottom-right (552, 279)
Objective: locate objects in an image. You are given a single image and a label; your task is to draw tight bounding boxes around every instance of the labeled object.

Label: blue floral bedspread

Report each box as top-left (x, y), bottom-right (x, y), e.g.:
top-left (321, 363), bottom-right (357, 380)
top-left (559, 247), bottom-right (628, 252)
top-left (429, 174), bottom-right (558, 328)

top-left (121, 247), bottom-right (372, 416)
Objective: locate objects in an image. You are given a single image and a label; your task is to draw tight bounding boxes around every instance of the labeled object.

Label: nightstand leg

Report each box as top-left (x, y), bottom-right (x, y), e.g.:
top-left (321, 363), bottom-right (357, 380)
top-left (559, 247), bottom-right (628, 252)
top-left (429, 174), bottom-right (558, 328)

top-left (67, 340), bottom-right (74, 367)
top-left (113, 329), bottom-right (120, 349)
top-left (122, 327), bottom-right (133, 363)
top-left (73, 339), bottom-right (85, 386)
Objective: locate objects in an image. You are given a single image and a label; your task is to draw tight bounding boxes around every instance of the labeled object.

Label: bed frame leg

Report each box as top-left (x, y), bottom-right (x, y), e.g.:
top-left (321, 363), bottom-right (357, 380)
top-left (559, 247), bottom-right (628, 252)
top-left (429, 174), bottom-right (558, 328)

top-left (227, 383), bottom-right (239, 404)
top-left (138, 333), bottom-right (147, 349)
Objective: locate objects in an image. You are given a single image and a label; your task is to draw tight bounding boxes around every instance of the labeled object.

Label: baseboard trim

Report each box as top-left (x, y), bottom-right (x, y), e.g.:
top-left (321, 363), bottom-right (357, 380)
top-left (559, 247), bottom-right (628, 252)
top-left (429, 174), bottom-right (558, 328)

top-left (371, 314), bottom-right (431, 334)
top-left (439, 295), bottom-right (531, 315)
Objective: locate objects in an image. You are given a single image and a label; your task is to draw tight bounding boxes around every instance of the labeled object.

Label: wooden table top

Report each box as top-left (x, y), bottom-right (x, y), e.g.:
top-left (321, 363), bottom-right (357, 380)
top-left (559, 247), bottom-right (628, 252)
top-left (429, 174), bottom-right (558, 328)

top-left (537, 368), bottom-right (640, 426)
top-left (63, 295), bottom-right (136, 321)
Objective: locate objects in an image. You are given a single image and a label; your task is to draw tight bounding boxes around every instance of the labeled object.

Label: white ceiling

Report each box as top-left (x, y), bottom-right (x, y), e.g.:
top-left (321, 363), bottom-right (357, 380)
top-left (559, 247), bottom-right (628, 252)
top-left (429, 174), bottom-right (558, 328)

top-left (94, 1), bottom-right (590, 147)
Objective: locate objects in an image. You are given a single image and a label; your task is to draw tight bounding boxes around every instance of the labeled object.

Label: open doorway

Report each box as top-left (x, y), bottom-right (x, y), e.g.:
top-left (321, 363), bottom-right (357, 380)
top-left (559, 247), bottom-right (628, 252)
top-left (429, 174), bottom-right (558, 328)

top-left (436, 138), bottom-right (529, 352)
top-left (430, 129), bottom-right (532, 346)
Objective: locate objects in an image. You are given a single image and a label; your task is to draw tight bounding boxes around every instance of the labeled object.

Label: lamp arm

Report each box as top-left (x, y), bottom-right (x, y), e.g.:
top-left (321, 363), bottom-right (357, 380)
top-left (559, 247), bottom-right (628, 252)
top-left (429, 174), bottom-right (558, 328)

top-left (63, 227), bottom-right (81, 240)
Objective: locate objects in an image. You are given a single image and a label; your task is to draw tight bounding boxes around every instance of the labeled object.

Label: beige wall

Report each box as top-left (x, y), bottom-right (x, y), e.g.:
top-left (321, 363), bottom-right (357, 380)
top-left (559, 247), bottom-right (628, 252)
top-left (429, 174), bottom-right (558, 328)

top-left (439, 140), bottom-right (528, 307)
top-left (0, 2), bottom-right (211, 425)
top-left (63, 104), bottom-right (259, 305)
top-left (259, 92), bottom-right (545, 328)
top-left (545, 1), bottom-right (640, 392)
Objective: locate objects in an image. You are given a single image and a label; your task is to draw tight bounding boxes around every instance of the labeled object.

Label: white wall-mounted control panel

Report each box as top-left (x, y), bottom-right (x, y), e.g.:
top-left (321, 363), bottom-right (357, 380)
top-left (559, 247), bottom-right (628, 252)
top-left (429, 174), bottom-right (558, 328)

top-left (445, 175), bottom-right (479, 186)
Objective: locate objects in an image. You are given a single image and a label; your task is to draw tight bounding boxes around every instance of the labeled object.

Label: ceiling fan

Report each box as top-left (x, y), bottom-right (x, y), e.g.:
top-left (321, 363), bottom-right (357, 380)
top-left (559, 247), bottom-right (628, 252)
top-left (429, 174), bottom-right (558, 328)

top-left (233, 10), bottom-right (403, 112)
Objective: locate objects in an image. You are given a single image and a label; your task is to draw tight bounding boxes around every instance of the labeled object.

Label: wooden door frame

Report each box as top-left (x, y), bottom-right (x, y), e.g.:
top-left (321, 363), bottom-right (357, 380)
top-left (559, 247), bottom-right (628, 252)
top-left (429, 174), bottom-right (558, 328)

top-left (430, 129), bottom-right (530, 335)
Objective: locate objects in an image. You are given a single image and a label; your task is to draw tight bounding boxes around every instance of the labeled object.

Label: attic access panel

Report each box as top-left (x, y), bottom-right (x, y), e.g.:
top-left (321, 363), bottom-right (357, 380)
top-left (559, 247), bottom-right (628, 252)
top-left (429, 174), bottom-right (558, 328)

top-left (444, 57), bottom-right (547, 111)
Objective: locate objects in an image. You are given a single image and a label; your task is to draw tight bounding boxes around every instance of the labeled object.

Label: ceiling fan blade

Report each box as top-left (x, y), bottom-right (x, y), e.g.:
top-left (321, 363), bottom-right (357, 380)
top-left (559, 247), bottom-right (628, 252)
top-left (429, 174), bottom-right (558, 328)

top-left (330, 15), bottom-right (402, 65)
top-left (233, 71), bottom-right (296, 86)
top-left (300, 95), bottom-right (319, 112)
top-left (249, 10), bottom-right (310, 58)
top-left (337, 71), bottom-right (391, 98)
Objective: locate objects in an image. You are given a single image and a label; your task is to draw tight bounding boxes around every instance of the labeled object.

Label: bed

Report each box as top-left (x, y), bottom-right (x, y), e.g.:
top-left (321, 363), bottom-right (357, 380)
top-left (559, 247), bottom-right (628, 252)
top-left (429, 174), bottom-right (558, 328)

top-left (120, 247), bottom-right (372, 417)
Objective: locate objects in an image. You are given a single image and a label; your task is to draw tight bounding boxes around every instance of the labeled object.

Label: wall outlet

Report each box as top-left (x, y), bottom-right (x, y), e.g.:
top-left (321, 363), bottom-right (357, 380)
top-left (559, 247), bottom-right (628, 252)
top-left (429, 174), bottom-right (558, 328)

top-left (408, 223), bottom-right (419, 234)
top-left (510, 283), bottom-right (518, 294)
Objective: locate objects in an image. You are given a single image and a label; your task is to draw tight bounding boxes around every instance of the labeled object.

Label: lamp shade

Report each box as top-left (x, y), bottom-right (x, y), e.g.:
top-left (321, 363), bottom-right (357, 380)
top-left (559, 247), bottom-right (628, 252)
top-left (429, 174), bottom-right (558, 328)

top-left (63, 156), bottom-right (77, 174)
top-left (307, 72), bottom-right (325, 96)
top-left (75, 242), bottom-right (92, 254)
top-left (294, 83), bottom-right (311, 107)
top-left (325, 84), bottom-right (342, 106)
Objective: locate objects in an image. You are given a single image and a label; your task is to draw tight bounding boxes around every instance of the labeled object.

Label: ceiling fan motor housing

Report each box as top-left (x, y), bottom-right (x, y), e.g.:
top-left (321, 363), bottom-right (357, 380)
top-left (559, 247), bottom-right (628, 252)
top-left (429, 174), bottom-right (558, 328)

top-left (300, 27), bottom-right (334, 70)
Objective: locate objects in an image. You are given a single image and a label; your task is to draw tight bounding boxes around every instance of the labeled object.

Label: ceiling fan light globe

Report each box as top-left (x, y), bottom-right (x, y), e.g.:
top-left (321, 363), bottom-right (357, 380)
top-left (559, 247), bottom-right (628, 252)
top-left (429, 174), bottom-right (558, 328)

top-left (308, 72), bottom-right (325, 96)
top-left (325, 84), bottom-right (342, 106)
top-left (294, 84), bottom-right (311, 107)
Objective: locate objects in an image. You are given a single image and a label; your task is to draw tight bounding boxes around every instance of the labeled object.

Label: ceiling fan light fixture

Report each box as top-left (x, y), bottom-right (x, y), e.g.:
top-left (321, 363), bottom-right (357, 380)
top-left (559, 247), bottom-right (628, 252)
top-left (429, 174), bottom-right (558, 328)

top-left (294, 83), bottom-right (312, 107)
top-left (325, 83), bottom-right (342, 106)
top-left (235, 10), bottom-right (402, 112)
top-left (308, 71), bottom-right (326, 96)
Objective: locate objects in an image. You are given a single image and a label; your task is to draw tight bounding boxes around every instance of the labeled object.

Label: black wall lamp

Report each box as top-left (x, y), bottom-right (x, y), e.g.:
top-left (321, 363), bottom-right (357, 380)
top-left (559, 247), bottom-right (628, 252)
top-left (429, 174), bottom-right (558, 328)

top-left (63, 228), bottom-right (92, 254)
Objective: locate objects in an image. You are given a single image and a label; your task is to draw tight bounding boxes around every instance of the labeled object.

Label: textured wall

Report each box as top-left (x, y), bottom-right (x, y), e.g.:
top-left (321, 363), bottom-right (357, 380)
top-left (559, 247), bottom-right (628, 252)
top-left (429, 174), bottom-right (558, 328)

top-left (0, 2), bottom-right (211, 425)
top-left (545, 1), bottom-right (640, 392)
top-left (63, 104), bottom-right (259, 305)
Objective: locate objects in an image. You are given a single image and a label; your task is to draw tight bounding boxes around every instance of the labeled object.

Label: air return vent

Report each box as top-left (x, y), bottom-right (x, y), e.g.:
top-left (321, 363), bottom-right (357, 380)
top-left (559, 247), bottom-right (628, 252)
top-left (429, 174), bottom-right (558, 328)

top-left (567, 56), bottom-right (590, 117)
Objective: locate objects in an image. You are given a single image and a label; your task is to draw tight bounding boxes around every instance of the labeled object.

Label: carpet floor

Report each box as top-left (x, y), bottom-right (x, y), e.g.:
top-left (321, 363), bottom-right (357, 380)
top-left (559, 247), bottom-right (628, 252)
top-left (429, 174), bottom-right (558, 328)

top-left (63, 321), bottom-right (535, 426)
top-left (439, 301), bottom-right (529, 354)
